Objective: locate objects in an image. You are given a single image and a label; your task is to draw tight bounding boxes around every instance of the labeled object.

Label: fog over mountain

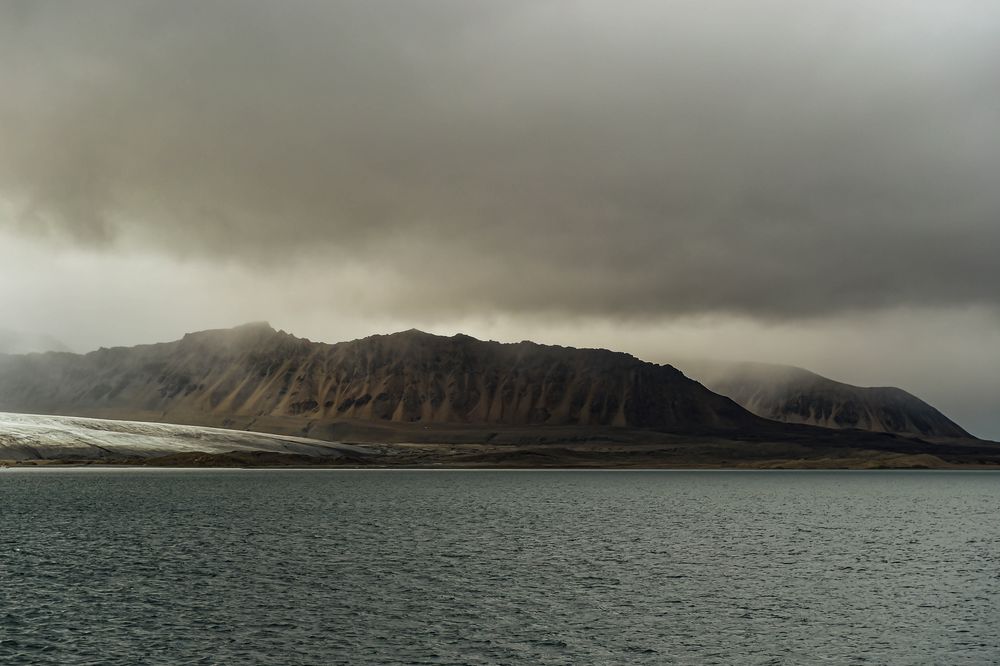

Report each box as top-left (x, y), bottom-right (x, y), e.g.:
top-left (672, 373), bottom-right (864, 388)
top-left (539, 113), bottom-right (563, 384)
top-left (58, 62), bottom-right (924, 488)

top-left (0, 329), bottom-right (69, 355)
top-left (678, 360), bottom-right (971, 439)
top-left (1, 1), bottom-right (997, 438)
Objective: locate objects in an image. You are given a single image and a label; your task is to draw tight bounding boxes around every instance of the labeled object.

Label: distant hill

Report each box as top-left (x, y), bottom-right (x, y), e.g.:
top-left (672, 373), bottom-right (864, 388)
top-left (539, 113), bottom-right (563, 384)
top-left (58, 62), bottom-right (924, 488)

top-left (0, 329), bottom-right (70, 355)
top-left (0, 323), bottom-right (760, 436)
top-left (678, 360), bottom-right (972, 439)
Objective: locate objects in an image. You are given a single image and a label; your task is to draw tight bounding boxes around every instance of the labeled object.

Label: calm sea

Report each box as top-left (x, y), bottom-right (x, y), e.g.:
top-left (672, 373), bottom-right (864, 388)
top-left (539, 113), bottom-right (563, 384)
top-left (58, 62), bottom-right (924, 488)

top-left (1, 469), bottom-right (998, 665)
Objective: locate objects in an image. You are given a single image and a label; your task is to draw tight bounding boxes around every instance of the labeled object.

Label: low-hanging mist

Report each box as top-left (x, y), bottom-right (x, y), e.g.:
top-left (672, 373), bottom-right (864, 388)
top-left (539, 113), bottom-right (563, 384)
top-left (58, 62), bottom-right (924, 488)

top-left (1, 2), bottom-right (997, 438)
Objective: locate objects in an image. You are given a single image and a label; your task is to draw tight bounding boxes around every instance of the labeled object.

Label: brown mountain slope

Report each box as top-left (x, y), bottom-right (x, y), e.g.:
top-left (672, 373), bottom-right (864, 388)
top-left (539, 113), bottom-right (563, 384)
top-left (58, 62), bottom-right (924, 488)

top-left (678, 360), bottom-right (972, 439)
top-left (0, 323), bottom-right (761, 435)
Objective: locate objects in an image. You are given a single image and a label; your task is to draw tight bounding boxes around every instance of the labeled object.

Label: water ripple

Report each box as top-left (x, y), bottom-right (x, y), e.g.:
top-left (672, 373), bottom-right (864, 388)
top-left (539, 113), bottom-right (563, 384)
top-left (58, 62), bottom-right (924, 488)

top-left (1, 470), bottom-right (999, 664)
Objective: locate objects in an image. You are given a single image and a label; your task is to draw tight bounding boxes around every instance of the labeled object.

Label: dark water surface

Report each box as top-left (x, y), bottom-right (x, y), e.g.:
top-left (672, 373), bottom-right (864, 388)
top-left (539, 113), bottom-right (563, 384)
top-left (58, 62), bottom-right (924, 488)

top-left (1, 469), bottom-right (999, 665)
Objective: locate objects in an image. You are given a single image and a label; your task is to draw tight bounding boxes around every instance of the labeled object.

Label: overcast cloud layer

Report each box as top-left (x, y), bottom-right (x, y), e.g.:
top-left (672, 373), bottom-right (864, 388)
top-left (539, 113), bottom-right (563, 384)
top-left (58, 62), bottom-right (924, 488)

top-left (0, 2), bottom-right (997, 436)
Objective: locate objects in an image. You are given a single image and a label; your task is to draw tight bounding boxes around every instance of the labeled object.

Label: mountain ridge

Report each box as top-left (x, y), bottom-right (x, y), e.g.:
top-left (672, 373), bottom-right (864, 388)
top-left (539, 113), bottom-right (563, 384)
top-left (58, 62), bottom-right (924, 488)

top-left (0, 323), bottom-right (762, 435)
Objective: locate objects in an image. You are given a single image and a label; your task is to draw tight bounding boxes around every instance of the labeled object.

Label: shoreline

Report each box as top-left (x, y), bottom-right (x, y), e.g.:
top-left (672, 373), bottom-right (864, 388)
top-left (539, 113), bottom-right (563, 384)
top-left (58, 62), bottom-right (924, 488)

top-left (6, 460), bottom-right (1000, 471)
top-left (5, 413), bottom-right (999, 471)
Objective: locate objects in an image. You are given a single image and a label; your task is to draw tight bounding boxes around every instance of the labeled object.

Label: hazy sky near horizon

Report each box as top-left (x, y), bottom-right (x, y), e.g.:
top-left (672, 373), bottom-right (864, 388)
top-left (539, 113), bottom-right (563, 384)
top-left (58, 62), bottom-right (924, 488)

top-left (1, 1), bottom-right (998, 437)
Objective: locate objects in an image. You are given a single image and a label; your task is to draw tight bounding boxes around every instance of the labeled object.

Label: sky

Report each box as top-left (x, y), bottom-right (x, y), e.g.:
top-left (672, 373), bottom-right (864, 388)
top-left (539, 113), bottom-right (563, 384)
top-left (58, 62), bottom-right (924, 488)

top-left (0, 1), bottom-right (998, 438)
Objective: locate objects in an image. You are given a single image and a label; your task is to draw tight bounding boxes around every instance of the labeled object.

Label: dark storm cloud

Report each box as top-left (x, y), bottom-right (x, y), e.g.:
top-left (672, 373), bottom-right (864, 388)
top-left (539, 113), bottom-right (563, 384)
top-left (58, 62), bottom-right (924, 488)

top-left (2, 0), bottom-right (999, 318)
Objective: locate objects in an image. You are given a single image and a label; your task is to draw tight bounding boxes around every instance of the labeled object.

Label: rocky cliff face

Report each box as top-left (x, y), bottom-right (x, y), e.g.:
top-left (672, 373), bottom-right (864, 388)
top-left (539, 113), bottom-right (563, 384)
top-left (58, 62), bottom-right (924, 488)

top-left (0, 323), bottom-right (758, 433)
top-left (679, 360), bottom-right (972, 439)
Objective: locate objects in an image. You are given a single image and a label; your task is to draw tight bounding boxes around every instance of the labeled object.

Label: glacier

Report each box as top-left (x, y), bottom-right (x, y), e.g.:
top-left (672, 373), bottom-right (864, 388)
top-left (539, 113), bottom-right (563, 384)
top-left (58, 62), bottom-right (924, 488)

top-left (0, 411), bottom-right (372, 461)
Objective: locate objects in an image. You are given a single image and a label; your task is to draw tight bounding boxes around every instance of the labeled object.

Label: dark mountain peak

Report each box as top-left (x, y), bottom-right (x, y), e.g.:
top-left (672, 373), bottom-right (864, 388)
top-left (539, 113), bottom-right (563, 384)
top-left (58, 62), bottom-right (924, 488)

top-left (393, 327), bottom-right (435, 337)
top-left (183, 321), bottom-right (276, 338)
top-left (354, 328), bottom-right (455, 356)
top-left (378, 329), bottom-right (484, 344)
top-left (179, 322), bottom-right (285, 346)
top-left (358, 328), bottom-right (450, 344)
